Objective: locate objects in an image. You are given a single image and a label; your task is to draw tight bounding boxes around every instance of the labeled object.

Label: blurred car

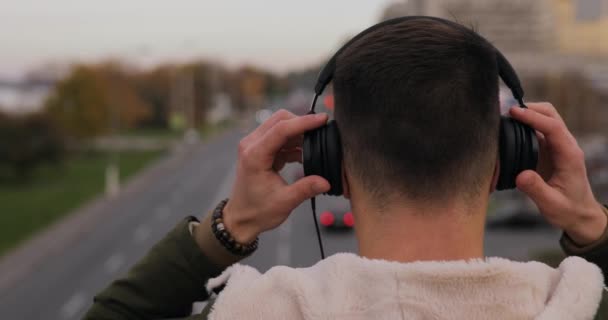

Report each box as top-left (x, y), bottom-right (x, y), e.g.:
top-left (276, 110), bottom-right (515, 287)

top-left (319, 209), bottom-right (354, 229)
top-left (289, 167), bottom-right (354, 230)
top-left (486, 197), bottom-right (550, 230)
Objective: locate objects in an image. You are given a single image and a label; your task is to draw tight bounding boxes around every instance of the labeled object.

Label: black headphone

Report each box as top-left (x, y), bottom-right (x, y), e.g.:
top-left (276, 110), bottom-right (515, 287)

top-left (303, 16), bottom-right (538, 196)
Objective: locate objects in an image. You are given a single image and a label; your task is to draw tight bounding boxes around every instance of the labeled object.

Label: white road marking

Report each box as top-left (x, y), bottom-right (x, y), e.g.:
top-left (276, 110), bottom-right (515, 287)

top-left (133, 225), bottom-right (151, 244)
top-left (104, 253), bottom-right (126, 274)
top-left (60, 292), bottom-right (86, 319)
top-left (276, 219), bottom-right (292, 265)
top-left (190, 163), bottom-right (236, 316)
top-left (155, 206), bottom-right (171, 221)
top-left (210, 163), bottom-right (236, 208)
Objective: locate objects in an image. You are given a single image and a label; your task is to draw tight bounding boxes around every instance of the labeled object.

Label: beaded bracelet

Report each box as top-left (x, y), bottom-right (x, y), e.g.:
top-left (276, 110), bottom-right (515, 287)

top-left (211, 199), bottom-right (259, 256)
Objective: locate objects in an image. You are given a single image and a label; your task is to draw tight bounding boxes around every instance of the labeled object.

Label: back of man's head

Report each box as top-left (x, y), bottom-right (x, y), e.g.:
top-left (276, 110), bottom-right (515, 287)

top-left (334, 18), bottom-right (500, 205)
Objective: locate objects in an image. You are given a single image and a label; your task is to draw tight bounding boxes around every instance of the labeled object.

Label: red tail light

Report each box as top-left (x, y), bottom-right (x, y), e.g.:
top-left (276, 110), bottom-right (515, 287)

top-left (343, 212), bottom-right (355, 227)
top-left (320, 211), bottom-right (335, 226)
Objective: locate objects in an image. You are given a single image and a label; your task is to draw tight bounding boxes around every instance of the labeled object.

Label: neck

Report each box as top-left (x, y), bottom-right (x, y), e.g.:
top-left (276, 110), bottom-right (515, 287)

top-left (353, 196), bottom-right (488, 263)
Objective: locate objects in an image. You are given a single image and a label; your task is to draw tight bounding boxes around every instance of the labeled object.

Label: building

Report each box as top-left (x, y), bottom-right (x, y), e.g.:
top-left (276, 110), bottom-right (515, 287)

top-left (382, 0), bottom-right (556, 53)
top-left (0, 78), bottom-right (52, 114)
top-left (381, 0), bottom-right (608, 135)
top-left (386, 0), bottom-right (608, 56)
top-left (554, 0), bottom-right (608, 56)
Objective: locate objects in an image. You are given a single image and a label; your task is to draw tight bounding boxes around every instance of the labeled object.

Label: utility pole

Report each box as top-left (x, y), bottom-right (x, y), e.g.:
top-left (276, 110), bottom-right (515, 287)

top-left (105, 78), bottom-right (120, 197)
top-left (184, 67), bottom-right (199, 144)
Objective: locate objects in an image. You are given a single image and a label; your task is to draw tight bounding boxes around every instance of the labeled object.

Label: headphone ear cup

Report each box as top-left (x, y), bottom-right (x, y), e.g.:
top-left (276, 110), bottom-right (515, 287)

top-left (520, 121), bottom-right (539, 173)
top-left (303, 127), bottom-right (322, 177)
top-left (497, 117), bottom-right (538, 190)
top-left (303, 121), bottom-right (343, 196)
top-left (324, 121), bottom-right (343, 196)
top-left (514, 117), bottom-right (523, 173)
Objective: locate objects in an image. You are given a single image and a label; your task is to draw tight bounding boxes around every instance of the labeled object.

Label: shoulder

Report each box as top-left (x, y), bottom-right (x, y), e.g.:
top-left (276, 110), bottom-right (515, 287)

top-left (205, 253), bottom-right (360, 320)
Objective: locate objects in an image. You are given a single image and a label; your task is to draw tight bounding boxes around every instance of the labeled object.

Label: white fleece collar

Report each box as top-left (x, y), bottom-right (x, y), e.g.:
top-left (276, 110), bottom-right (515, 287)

top-left (206, 253), bottom-right (603, 320)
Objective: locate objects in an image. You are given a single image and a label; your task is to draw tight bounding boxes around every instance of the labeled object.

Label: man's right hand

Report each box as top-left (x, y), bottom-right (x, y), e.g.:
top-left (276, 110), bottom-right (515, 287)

top-left (217, 110), bottom-right (330, 244)
top-left (509, 102), bottom-right (606, 246)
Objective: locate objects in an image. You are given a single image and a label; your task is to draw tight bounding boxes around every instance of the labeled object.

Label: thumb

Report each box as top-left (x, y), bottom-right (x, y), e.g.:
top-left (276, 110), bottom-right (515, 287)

top-left (279, 175), bottom-right (330, 209)
top-left (516, 170), bottom-right (561, 208)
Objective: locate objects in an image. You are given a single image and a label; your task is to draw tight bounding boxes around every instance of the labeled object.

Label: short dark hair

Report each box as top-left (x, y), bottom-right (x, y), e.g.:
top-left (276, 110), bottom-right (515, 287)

top-left (334, 19), bottom-right (500, 203)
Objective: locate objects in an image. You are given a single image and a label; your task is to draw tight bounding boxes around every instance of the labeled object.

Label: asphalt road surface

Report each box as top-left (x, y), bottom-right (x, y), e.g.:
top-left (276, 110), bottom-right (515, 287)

top-left (0, 127), bottom-right (562, 320)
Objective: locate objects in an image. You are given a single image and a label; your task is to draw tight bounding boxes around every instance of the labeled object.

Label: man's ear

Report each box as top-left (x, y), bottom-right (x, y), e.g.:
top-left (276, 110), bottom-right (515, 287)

top-left (342, 160), bottom-right (351, 199)
top-left (490, 156), bottom-right (500, 193)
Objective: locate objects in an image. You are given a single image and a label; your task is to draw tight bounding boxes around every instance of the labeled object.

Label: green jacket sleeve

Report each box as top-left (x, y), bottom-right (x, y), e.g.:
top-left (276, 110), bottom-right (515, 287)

top-left (83, 214), bottom-right (244, 320)
top-left (561, 205), bottom-right (608, 286)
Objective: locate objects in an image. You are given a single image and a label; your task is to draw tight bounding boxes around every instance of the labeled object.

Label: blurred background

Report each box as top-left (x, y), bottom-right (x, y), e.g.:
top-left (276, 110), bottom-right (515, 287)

top-left (0, 0), bottom-right (607, 319)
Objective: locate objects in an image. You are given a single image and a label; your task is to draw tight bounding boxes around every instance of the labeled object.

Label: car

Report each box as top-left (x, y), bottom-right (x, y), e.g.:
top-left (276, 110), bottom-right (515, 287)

top-left (319, 209), bottom-right (354, 229)
top-left (486, 196), bottom-right (550, 230)
top-left (289, 167), bottom-right (354, 229)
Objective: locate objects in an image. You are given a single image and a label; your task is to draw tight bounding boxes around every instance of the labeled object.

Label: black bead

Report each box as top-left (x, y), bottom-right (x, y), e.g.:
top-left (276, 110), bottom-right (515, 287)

top-left (209, 198), bottom-right (259, 256)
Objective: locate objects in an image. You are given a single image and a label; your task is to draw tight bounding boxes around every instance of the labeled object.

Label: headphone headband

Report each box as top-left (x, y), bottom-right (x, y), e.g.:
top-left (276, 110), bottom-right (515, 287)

top-left (304, 16), bottom-right (538, 259)
top-left (311, 16), bottom-right (526, 112)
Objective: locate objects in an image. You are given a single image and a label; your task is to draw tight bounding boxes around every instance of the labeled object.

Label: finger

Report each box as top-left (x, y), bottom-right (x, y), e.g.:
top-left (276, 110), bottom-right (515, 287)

top-left (284, 135), bottom-right (304, 149)
top-left (249, 109), bottom-right (296, 140)
top-left (525, 103), bottom-right (578, 148)
top-left (253, 113), bottom-right (328, 163)
top-left (525, 102), bottom-right (564, 122)
top-left (535, 130), bottom-right (545, 142)
top-left (516, 170), bottom-right (563, 210)
top-left (278, 175), bottom-right (330, 209)
top-left (509, 107), bottom-right (573, 153)
top-left (535, 131), bottom-right (548, 153)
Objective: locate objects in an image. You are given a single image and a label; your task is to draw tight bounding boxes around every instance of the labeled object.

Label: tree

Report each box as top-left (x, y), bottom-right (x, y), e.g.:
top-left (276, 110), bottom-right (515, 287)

top-left (0, 111), bottom-right (65, 178)
top-left (131, 66), bottom-right (173, 128)
top-left (186, 62), bottom-right (215, 126)
top-left (45, 64), bottom-right (150, 140)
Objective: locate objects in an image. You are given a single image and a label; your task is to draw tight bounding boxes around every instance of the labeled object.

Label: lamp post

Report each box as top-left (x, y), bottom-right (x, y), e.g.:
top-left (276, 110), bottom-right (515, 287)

top-left (105, 72), bottom-right (121, 197)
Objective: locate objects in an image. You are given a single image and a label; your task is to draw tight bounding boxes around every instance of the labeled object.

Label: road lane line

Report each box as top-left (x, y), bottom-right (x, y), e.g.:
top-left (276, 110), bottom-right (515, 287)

top-left (60, 292), bottom-right (86, 319)
top-left (104, 253), bottom-right (126, 274)
top-left (210, 163), bottom-right (236, 207)
top-left (276, 219), bottom-right (292, 265)
top-left (133, 225), bottom-right (151, 244)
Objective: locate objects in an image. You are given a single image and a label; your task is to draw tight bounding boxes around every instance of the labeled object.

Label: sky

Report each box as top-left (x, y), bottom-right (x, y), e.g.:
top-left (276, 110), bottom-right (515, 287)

top-left (0, 0), bottom-right (393, 77)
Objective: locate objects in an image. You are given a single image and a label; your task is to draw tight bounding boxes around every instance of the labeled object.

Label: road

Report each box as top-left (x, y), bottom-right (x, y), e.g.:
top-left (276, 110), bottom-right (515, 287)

top-left (0, 127), bottom-right (562, 320)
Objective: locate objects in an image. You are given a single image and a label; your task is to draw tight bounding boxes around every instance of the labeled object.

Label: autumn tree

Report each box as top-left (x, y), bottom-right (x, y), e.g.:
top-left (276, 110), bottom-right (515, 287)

top-left (186, 62), bottom-right (215, 126)
top-left (45, 64), bottom-right (150, 139)
top-left (131, 66), bottom-right (172, 128)
top-left (523, 71), bottom-right (606, 136)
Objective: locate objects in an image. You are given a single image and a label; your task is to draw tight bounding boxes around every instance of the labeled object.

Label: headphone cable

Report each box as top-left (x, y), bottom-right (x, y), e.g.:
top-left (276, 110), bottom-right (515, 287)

top-left (310, 197), bottom-right (326, 259)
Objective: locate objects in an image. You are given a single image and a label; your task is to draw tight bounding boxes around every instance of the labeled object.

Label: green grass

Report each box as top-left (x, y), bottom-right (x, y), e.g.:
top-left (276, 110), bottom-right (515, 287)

top-left (119, 127), bottom-right (182, 140)
top-left (199, 119), bottom-right (235, 139)
top-left (0, 150), bottom-right (161, 257)
top-left (121, 120), bottom-right (235, 141)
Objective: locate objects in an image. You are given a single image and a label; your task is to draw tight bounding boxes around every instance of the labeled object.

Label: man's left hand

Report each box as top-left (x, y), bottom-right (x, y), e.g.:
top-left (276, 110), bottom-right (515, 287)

top-left (510, 103), bottom-right (606, 246)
